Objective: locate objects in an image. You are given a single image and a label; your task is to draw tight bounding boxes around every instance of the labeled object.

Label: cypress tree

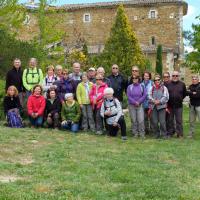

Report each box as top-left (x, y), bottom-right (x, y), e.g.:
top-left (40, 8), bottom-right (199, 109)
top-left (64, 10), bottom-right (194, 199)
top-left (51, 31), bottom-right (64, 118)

top-left (155, 44), bottom-right (163, 76)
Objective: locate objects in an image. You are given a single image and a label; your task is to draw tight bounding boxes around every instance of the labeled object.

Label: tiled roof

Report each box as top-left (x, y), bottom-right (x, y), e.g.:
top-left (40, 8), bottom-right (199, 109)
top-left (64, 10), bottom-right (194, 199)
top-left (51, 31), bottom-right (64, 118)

top-left (59, 0), bottom-right (187, 15)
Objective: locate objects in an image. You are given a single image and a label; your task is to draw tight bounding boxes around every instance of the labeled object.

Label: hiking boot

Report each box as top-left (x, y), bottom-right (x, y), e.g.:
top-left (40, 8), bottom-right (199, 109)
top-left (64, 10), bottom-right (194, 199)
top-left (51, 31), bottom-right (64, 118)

top-left (121, 136), bottom-right (127, 141)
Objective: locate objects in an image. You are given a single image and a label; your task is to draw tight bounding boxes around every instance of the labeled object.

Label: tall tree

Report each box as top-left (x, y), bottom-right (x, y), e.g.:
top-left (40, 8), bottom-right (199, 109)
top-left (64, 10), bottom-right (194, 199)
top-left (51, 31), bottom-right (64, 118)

top-left (0, 0), bottom-right (25, 32)
top-left (186, 16), bottom-right (200, 73)
top-left (155, 44), bottom-right (163, 76)
top-left (100, 5), bottom-right (145, 75)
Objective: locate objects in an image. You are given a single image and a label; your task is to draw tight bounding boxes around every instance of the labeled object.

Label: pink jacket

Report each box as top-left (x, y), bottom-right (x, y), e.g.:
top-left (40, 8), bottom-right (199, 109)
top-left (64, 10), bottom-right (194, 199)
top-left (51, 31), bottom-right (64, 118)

top-left (89, 82), bottom-right (108, 109)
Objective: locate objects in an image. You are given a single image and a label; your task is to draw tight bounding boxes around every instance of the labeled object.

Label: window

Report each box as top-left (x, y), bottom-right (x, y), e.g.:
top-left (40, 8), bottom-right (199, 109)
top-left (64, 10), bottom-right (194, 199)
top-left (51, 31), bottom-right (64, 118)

top-left (134, 16), bottom-right (138, 21)
top-left (169, 13), bottom-right (174, 19)
top-left (83, 13), bottom-right (91, 23)
top-left (151, 36), bottom-right (156, 45)
top-left (149, 10), bottom-right (157, 19)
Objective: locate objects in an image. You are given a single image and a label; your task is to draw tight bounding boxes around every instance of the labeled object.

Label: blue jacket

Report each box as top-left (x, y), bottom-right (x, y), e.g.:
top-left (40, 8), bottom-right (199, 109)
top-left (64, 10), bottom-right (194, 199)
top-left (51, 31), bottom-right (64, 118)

top-left (141, 80), bottom-right (153, 109)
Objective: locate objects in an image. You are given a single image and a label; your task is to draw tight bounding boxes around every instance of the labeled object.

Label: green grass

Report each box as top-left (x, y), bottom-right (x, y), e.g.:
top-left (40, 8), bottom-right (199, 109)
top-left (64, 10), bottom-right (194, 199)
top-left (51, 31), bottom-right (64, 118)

top-left (0, 107), bottom-right (200, 200)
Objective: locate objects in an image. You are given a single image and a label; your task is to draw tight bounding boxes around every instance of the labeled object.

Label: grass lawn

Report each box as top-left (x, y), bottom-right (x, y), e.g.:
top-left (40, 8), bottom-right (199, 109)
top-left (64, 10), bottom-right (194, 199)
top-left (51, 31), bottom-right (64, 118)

top-left (0, 107), bottom-right (200, 200)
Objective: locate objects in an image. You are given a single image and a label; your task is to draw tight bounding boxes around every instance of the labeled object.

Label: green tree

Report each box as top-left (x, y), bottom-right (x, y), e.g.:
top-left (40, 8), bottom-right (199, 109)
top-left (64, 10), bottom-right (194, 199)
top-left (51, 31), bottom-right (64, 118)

top-left (186, 16), bottom-right (200, 73)
top-left (155, 44), bottom-right (163, 76)
top-left (0, 0), bottom-right (25, 32)
top-left (99, 5), bottom-right (145, 75)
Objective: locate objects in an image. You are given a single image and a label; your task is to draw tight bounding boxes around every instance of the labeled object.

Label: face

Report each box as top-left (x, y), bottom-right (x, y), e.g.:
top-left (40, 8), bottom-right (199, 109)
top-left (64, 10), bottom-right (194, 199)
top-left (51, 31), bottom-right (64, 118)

top-left (172, 71), bottom-right (180, 82)
top-left (96, 78), bottom-right (103, 85)
top-left (8, 87), bottom-right (15, 96)
top-left (63, 71), bottom-right (68, 79)
top-left (56, 68), bottom-right (63, 76)
top-left (49, 91), bottom-right (56, 99)
top-left (143, 73), bottom-right (150, 81)
top-left (66, 96), bottom-right (73, 103)
top-left (73, 63), bottom-right (81, 74)
top-left (88, 70), bottom-right (96, 78)
top-left (82, 75), bottom-right (88, 83)
top-left (132, 77), bottom-right (139, 84)
top-left (154, 78), bottom-right (161, 86)
top-left (192, 77), bottom-right (199, 85)
top-left (97, 69), bottom-right (105, 77)
top-left (105, 93), bottom-right (113, 99)
top-left (13, 60), bottom-right (21, 69)
top-left (48, 68), bottom-right (54, 76)
top-left (29, 59), bottom-right (37, 68)
top-left (163, 73), bottom-right (170, 82)
top-left (34, 86), bottom-right (41, 96)
top-left (112, 65), bottom-right (119, 75)
top-left (132, 67), bottom-right (139, 77)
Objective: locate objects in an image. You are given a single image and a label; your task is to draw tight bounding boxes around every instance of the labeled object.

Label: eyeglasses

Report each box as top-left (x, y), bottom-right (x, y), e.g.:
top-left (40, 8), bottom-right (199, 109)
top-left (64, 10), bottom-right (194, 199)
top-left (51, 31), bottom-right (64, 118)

top-left (154, 79), bottom-right (160, 81)
top-left (163, 76), bottom-right (169, 78)
top-left (112, 67), bottom-right (118, 69)
top-left (172, 75), bottom-right (179, 77)
top-left (192, 78), bottom-right (198, 80)
top-left (132, 70), bottom-right (139, 72)
top-left (63, 73), bottom-right (68, 75)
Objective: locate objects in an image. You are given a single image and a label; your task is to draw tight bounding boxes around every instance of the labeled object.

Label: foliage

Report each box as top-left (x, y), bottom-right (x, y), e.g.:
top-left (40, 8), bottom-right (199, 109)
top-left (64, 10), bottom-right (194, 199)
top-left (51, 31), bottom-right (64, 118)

top-left (186, 16), bottom-right (200, 73)
top-left (155, 44), bottom-right (163, 76)
top-left (98, 5), bottom-right (146, 75)
top-left (0, 29), bottom-right (47, 75)
top-left (144, 59), bottom-right (153, 72)
top-left (0, 0), bottom-right (25, 32)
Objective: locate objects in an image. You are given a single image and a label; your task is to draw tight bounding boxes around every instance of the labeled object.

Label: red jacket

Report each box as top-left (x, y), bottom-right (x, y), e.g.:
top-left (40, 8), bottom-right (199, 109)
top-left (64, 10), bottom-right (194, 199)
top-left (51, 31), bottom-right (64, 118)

top-left (27, 95), bottom-right (46, 116)
top-left (89, 82), bottom-right (108, 109)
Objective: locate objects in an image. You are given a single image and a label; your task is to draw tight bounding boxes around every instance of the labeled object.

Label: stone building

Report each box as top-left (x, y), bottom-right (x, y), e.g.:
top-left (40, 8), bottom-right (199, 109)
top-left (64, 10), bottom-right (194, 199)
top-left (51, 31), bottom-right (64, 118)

top-left (21, 0), bottom-right (188, 75)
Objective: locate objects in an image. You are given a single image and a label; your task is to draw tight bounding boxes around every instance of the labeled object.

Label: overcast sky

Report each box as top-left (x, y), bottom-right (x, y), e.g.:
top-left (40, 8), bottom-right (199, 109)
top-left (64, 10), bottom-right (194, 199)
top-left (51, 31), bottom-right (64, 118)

top-left (20, 0), bottom-right (199, 31)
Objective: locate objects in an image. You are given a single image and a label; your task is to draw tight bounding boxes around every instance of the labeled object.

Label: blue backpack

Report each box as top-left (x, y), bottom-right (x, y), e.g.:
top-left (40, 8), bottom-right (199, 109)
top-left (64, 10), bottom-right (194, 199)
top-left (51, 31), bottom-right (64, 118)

top-left (7, 111), bottom-right (23, 128)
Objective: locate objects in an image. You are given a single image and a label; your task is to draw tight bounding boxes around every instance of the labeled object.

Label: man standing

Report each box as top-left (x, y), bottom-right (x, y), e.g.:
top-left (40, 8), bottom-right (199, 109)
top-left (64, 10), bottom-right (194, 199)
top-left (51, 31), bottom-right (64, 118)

top-left (167, 71), bottom-right (187, 137)
top-left (127, 66), bottom-right (140, 86)
top-left (87, 67), bottom-right (96, 83)
top-left (187, 75), bottom-right (200, 138)
top-left (107, 64), bottom-right (127, 103)
top-left (6, 58), bottom-right (24, 106)
top-left (163, 72), bottom-right (171, 87)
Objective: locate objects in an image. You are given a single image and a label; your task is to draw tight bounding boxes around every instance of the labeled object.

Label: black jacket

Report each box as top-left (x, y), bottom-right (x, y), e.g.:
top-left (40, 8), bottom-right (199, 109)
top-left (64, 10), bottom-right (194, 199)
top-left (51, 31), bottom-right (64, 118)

top-left (6, 67), bottom-right (24, 92)
top-left (3, 96), bottom-right (22, 114)
top-left (167, 81), bottom-right (187, 108)
top-left (188, 83), bottom-right (200, 106)
top-left (107, 74), bottom-right (127, 102)
top-left (45, 97), bottom-right (62, 117)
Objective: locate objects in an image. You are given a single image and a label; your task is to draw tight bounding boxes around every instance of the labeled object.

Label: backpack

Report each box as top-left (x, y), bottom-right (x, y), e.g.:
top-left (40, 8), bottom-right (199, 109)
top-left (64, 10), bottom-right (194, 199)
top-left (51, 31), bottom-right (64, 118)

top-left (103, 98), bottom-right (118, 119)
top-left (26, 68), bottom-right (40, 85)
top-left (7, 111), bottom-right (23, 128)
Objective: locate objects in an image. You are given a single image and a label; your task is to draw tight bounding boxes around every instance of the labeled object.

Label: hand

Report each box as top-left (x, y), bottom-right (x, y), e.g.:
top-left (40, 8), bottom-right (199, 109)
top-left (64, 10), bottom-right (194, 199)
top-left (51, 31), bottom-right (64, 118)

top-left (80, 104), bottom-right (83, 108)
top-left (48, 113), bottom-right (52, 117)
top-left (193, 92), bottom-right (197, 95)
top-left (32, 113), bottom-right (36, 118)
top-left (135, 102), bottom-right (140, 106)
top-left (113, 122), bottom-right (118, 127)
top-left (93, 99), bottom-right (96, 104)
top-left (61, 120), bottom-right (67, 125)
top-left (35, 113), bottom-right (38, 117)
top-left (154, 100), bottom-right (160, 105)
top-left (105, 110), bottom-right (111, 116)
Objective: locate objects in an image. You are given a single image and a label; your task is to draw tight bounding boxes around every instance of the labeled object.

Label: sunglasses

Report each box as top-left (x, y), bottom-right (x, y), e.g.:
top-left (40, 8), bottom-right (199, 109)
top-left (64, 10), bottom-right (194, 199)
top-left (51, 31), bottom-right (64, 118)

top-left (154, 79), bottom-right (160, 81)
top-left (63, 73), bottom-right (68, 75)
top-left (163, 76), bottom-right (169, 78)
top-left (96, 78), bottom-right (103, 80)
top-left (112, 67), bottom-right (118, 69)
top-left (132, 70), bottom-right (139, 72)
top-left (172, 75), bottom-right (179, 77)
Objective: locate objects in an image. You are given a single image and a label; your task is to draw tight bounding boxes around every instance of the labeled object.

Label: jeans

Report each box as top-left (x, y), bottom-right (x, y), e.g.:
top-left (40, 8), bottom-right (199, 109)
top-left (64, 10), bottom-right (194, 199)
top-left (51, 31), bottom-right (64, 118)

top-left (61, 122), bottom-right (79, 133)
top-left (29, 116), bottom-right (43, 127)
top-left (189, 105), bottom-right (200, 136)
top-left (47, 112), bottom-right (60, 128)
top-left (128, 104), bottom-right (145, 136)
top-left (151, 108), bottom-right (167, 138)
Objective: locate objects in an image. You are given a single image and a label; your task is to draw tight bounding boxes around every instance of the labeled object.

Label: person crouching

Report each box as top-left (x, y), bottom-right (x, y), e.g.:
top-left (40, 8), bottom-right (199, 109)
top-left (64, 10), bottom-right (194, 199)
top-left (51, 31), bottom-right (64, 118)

top-left (61, 93), bottom-right (81, 133)
top-left (100, 88), bottom-right (127, 140)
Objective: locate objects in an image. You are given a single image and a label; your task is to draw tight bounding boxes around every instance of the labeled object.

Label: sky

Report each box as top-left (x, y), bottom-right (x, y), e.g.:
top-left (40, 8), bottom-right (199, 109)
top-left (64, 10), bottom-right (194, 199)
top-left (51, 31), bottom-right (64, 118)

top-left (20, 0), bottom-right (199, 31)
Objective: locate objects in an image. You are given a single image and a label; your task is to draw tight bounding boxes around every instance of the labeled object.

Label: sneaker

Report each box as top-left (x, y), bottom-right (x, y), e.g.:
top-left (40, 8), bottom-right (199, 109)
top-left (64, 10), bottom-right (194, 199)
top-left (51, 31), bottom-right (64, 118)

top-left (121, 136), bottom-right (127, 141)
top-left (96, 131), bottom-right (103, 135)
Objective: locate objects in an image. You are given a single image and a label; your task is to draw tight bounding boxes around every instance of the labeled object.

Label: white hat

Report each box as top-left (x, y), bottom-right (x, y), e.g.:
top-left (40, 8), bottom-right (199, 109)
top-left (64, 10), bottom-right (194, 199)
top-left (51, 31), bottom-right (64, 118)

top-left (104, 88), bottom-right (114, 95)
top-left (65, 93), bottom-right (73, 100)
top-left (88, 67), bottom-right (96, 71)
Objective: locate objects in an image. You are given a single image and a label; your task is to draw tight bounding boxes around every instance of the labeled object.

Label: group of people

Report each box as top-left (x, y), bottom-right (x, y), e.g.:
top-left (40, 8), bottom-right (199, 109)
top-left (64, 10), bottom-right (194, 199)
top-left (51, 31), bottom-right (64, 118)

top-left (4, 58), bottom-right (200, 139)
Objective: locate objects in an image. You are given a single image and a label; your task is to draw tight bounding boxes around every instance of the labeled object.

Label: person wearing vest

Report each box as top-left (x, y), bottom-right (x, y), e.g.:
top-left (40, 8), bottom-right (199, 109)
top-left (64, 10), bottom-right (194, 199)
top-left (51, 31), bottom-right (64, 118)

top-left (42, 65), bottom-right (57, 97)
top-left (148, 74), bottom-right (169, 139)
top-left (76, 72), bottom-right (95, 132)
top-left (6, 58), bottom-right (25, 107)
top-left (127, 75), bottom-right (147, 138)
top-left (22, 58), bottom-right (43, 97)
top-left (89, 74), bottom-right (108, 135)
top-left (100, 88), bottom-right (127, 140)
top-left (167, 71), bottom-right (187, 138)
top-left (187, 75), bottom-right (200, 138)
top-left (107, 64), bottom-right (127, 103)
top-left (141, 71), bottom-right (153, 135)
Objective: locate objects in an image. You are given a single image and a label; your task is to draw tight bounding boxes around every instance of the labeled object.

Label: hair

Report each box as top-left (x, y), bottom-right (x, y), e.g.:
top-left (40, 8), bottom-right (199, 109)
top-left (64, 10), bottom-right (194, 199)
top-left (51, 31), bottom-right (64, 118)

top-left (46, 65), bottom-right (54, 72)
top-left (132, 66), bottom-right (139, 70)
top-left (192, 75), bottom-right (199, 80)
top-left (6, 86), bottom-right (18, 97)
top-left (97, 67), bottom-right (105, 74)
top-left (47, 88), bottom-right (57, 99)
top-left (62, 68), bottom-right (69, 74)
top-left (55, 65), bottom-right (63, 70)
top-left (32, 84), bottom-right (43, 95)
top-left (154, 74), bottom-right (161, 80)
top-left (81, 72), bottom-right (88, 80)
top-left (13, 58), bottom-right (21, 63)
top-left (163, 71), bottom-right (170, 77)
top-left (29, 58), bottom-right (37, 65)
top-left (142, 71), bottom-right (152, 80)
